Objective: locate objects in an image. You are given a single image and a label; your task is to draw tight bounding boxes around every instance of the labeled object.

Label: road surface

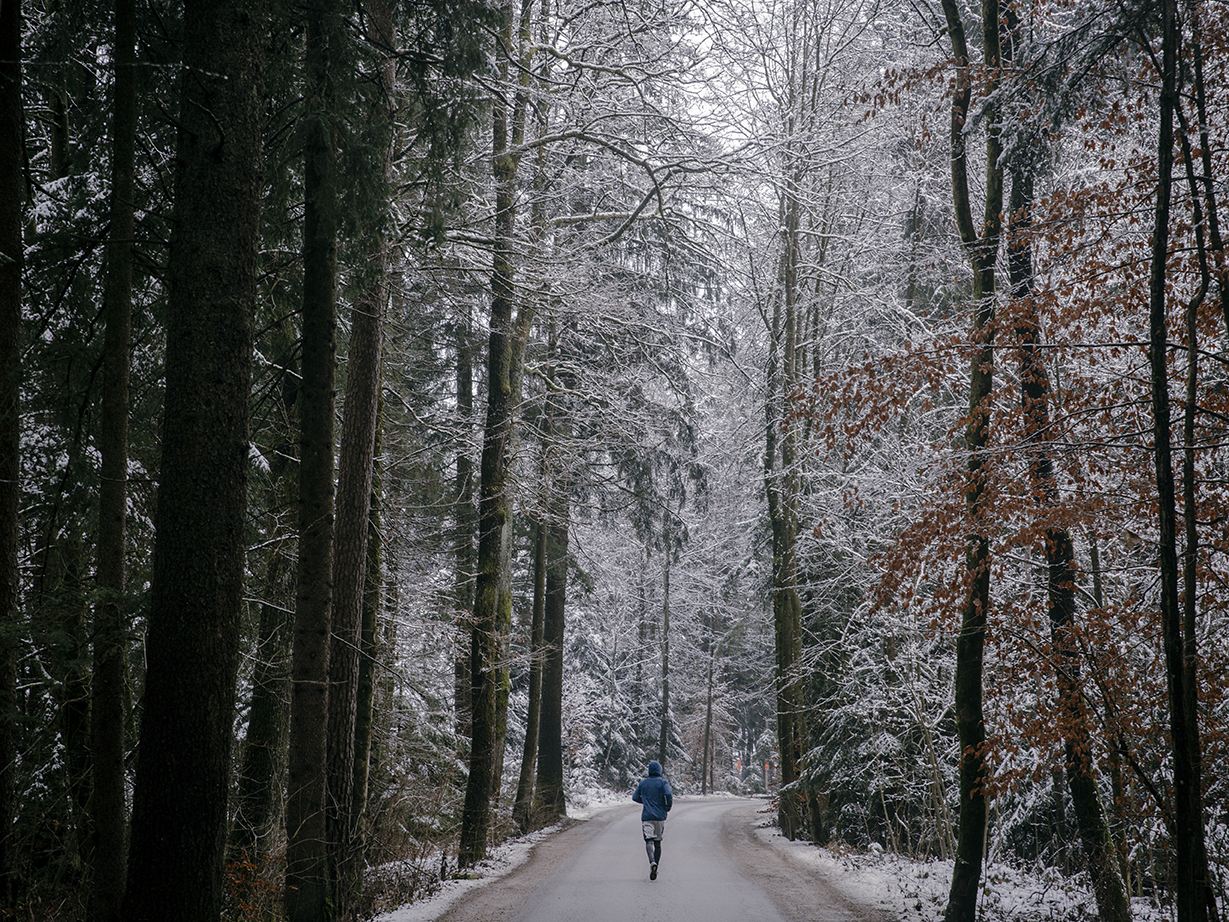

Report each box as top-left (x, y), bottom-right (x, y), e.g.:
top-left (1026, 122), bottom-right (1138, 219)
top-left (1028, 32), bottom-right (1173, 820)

top-left (431, 797), bottom-right (890, 922)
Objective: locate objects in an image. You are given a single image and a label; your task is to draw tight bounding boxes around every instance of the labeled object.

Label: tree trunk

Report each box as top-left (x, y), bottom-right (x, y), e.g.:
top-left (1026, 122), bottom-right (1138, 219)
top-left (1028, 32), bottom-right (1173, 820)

top-left (89, 0), bottom-right (135, 911)
top-left (487, 0), bottom-right (539, 823)
top-left (120, 0), bottom-right (265, 910)
top-left (702, 640), bottom-right (713, 796)
top-left (327, 289), bottom-right (382, 918)
top-left (939, 0), bottom-right (1001, 917)
top-left (765, 192), bottom-right (811, 842)
top-left (517, 6), bottom-right (557, 826)
top-left (232, 556), bottom-right (295, 852)
top-left (457, 212), bottom-right (514, 865)
top-left (458, 0), bottom-right (536, 867)
top-left (1175, 22), bottom-right (1220, 922)
top-left (534, 343), bottom-right (570, 821)
top-left (0, 0), bottom-right (22, 904)
top-left (635, 566), bottom-right (647, 742)
top-left (764, 278), bottom-right (796, 841)
top-left (326, 1), bottom-right (393, 910)
top-left (490, 519), bottom-right (514, 810)
top-left (231, 333), bottom-right (298, 870)
top-left (534, 504), bottom-right (569, 820)
top-left (1184, 7), bottom-right (1229, 339)
top-left (285, 0), bottom-right (338, 916)
top-left (454, 302), bottom-right (475, 741)
top-left (457, 87), bottom-right (517, 865)
top-left (657, 553), bottom-right (671, 766)
top-left (513, 517), bottom-right (547, 831)
top-left (1147, 5), bottom-right (1215, 920)
top-left (352, 401), bottom-right (383, 858)
top-left (1008, 155), bottom-right (1131, 922)
top-left (36, 534), bottom-right (92, 881)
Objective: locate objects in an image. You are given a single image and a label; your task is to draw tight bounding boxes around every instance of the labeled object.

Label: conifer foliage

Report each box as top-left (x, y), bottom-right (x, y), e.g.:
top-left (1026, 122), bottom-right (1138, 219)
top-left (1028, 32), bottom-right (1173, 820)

top-left (5, 0), bottom-right (1229, 918)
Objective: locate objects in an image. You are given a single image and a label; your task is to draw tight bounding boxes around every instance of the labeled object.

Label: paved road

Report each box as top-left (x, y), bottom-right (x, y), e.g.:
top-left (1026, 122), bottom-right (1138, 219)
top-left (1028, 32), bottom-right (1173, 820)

top-left (511, 798), bottom-right (790, 922)
top-left (431, 797), bottom-right (886, 922)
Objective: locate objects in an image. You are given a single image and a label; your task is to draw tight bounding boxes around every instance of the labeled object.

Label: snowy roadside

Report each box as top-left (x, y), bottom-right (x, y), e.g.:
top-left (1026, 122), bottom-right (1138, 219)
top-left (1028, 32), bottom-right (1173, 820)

top-left (750, 818), bottom-right (1170, 922)
top-left (374, 791), bottom-right (1173, 922)
top-left (372, 787), bottom-right (627, 922)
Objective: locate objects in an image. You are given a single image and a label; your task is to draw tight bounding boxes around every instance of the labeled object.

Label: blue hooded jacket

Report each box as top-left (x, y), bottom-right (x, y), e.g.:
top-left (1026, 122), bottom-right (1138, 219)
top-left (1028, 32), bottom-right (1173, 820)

top-left (632, 760), bottom-right (673, 821)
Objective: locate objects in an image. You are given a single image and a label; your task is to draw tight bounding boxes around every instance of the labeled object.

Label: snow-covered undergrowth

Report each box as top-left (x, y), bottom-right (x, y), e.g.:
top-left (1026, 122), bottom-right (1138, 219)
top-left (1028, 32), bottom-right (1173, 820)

top-left (753, 821), bottom-right (1171, 922)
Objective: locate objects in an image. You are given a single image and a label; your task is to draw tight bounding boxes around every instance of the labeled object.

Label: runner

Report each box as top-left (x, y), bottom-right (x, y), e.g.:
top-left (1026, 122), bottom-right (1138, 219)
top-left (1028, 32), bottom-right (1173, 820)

top-left (632, 760), bottom-right (673, 880)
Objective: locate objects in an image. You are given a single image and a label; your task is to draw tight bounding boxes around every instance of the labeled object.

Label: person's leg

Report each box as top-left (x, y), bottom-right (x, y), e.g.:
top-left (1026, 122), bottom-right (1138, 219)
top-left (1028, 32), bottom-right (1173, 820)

top-left (652, 839), bottom-right (661, 864)
top-left (644, 838), bottom-right (655, 865)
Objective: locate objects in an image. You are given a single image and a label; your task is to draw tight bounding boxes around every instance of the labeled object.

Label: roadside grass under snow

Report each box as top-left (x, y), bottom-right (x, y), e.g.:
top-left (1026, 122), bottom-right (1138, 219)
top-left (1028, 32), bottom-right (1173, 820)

top-left (752, 818), bottom-right (1172, 922)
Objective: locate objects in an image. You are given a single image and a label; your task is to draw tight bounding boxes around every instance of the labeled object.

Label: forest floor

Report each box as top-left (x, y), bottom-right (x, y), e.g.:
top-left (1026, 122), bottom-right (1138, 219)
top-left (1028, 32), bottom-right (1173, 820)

top-left (371, 793), bottom-right (1170, 922)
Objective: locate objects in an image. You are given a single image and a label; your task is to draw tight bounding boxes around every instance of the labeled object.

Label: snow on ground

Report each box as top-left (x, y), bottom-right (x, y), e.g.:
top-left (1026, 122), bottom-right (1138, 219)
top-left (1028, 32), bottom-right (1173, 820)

top-left (372, 786), bottom-right (626, 922)
top-left (750, 818), bottom-right (1172, 922)
top-left (375, 790), bottom-right (1173, 922)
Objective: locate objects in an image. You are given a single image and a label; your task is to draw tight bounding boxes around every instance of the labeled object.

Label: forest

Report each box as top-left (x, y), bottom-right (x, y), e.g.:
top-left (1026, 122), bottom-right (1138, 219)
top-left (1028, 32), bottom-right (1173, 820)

top-left (0, 0), bottom-right (1227, 919)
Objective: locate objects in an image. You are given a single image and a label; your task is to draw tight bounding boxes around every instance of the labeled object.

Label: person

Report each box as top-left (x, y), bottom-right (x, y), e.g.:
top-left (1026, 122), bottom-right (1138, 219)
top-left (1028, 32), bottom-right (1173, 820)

top-left (632, 759), bottom-right (672, 880)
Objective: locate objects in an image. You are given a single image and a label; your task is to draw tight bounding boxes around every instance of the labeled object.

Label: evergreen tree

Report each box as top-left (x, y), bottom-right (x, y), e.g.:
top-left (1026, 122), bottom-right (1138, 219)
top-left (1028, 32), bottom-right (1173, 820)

top-left (89, 0), bottom-right (136, 913)
top-left (0, 0), bottom-right (23, 906)
top-left (285, 0), bottom-right (342, 916)
top-left (121, 0), bottom-right (266, 912)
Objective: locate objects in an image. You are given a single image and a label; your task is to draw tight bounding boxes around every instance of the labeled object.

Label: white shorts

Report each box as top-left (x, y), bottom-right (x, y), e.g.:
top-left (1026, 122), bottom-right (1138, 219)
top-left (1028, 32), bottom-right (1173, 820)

top-left (642, 820), bottom-right (665, 841)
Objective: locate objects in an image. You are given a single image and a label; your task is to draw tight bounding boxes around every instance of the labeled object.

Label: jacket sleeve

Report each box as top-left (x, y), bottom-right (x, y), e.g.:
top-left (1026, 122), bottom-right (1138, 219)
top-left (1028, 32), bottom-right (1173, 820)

top-left (632, 783), bottom-right (643, 804)
top-left (664, 781), bottom-right (673, 811)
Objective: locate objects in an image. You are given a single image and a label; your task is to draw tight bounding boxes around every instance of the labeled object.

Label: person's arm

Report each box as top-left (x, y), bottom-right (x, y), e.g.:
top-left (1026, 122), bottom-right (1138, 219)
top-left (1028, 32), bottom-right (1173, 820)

top-left (663, 780), bottom-right (673, 812)
top-left (633, 782), bottom-right (643, 804)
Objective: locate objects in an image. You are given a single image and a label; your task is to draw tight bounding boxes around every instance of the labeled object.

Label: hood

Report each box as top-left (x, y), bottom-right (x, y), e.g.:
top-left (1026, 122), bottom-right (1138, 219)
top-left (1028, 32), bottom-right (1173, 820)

top-left (647, 760), bottom-right (662, 776)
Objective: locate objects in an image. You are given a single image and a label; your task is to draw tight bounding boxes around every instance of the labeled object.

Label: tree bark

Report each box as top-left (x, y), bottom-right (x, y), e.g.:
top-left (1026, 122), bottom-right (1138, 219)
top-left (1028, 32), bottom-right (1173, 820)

top-left (454, 302), bottom-right (475, 741)
top-left (89, 0), bottom-right (135, 912)
top-left (285, 0), bottom-right (339, 916)
top-left (457, 80), bottom-right (516, 864)
top-left (457, 100), bottom-right (515, 863)
top-left (36, 534), bottom-right (92, 884)
top-left (232, 550), bottom-right (295, 855)
top-left (352, 401), bottom-right (383, 861)
top-left (764, 275), bottom-right (797, 841)
top-left (1007, 152), bottom-right (1131, 922)
top-left (760, 11), bottom-right (828, 845)
top-left (0, 0), bottom-right (22, 906)
top-left (1185, 7), bottom-right (1229, 339)
top-left (1174, 21), bottom-right (1220, 922)
top-left (327, 297), bottom-right (382, 919)
top-left (764, 194), bottom-right (811, 841)
top-left (487, 0), bottom-right (538, 821)
top-left (534, 485), bottom-right (569, 821)
top-left (702, 636), bottom-right (714, 796)
top-left (120, 0), bottom-right (265, 910)
top-left (939, 0), bottom-right (1001, 917)
top-left (513, 517), bottom-right (547, 831)
top-left (326, 2), bottom-right (393, 913)
top-left (458, 0), bottom-right (536, 867)
top-left (516, 2), bottom-right (556, 830)
top-left (657, 551), bottom-right (672, 766)
top-left (231, 332), bottom-right (298, 871)
top-left (1147, 5), bottom-right (1215, 920)
top-left (490, 522), bottom-right (514, 810)
top-left (635, 566), bottom-right (648, 742)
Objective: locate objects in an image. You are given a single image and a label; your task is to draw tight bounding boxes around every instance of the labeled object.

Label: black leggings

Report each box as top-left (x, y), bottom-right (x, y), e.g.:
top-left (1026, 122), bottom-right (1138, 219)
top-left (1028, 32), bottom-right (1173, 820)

top-left (644, 838), bottom-right (661, 865)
